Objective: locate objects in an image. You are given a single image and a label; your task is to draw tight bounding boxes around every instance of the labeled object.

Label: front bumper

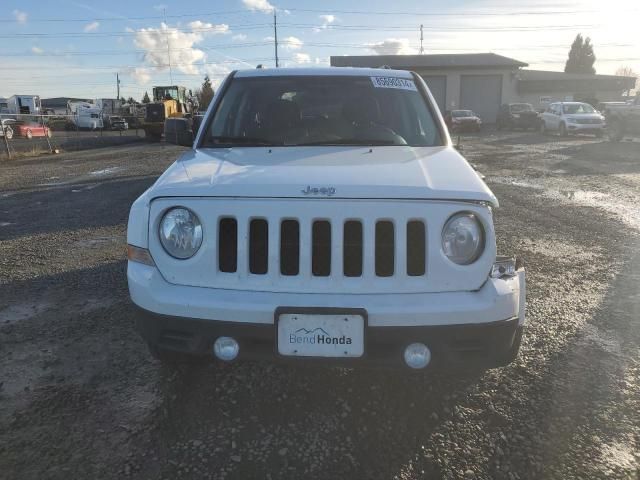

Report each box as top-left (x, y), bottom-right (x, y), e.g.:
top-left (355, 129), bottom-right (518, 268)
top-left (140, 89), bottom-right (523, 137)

top-left (128, 262), bottom-right (525, 369)
top-left (566, 123), bottom-right (604, 133)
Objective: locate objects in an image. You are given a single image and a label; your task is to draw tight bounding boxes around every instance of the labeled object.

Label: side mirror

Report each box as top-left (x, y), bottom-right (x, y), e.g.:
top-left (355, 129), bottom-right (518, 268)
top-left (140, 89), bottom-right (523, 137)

top-left (164, 117), bottom-right (194, 147)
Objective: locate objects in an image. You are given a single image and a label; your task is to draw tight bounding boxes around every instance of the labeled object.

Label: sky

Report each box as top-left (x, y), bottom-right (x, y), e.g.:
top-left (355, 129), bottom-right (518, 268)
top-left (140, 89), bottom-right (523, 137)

top-left (0, 0), bottom-right (638, 100)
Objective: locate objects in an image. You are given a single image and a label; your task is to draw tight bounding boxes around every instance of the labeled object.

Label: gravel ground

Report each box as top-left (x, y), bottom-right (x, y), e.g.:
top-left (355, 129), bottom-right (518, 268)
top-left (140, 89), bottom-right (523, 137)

top-left (0, 133), bottom-right (638, 479)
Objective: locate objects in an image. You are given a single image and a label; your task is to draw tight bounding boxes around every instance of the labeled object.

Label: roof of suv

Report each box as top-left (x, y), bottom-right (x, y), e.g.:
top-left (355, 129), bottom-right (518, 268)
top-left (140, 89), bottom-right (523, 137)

top-left (234, 67), bottom-right (414, 78)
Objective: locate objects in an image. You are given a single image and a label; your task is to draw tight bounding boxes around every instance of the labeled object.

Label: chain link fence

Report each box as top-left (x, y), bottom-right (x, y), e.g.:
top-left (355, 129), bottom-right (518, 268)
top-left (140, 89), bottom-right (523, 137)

top-left (0, 113), bottom-right (146, 160)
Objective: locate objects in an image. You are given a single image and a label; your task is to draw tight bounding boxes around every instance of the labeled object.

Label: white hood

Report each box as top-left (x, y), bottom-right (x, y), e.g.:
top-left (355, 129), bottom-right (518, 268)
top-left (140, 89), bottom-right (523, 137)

top-left (150, 145), bottom-right (498, 206)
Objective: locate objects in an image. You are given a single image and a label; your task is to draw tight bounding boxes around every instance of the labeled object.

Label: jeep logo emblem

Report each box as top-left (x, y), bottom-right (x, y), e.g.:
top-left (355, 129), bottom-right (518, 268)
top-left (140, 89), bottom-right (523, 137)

top-left (301, 185), bottom-right (336, 196)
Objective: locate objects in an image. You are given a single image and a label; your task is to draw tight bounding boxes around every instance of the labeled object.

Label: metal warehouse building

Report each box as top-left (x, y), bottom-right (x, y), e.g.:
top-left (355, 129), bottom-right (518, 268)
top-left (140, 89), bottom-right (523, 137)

top-left (330, 53), bottom-right (636, 122)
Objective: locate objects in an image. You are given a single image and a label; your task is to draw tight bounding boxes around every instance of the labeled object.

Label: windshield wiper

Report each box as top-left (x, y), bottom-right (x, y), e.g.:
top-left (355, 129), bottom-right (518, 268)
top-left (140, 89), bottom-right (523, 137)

top-left (296, 138), bottom-right (399, 146)
top-left (207, 136), bottom-right (279, 146)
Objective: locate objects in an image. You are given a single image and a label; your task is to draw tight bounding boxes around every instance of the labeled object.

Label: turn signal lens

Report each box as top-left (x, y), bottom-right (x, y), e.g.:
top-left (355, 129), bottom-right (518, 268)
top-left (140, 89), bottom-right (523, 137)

top-left (127, 244), bottom-right (155, 266)
top-left (491, 256), bottom-right (517, 278)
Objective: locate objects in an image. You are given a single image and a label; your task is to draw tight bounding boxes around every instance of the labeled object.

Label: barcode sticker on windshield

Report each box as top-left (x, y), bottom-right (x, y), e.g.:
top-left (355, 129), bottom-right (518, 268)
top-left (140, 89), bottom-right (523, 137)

top-left (370, 76), bottom-right (417, 91)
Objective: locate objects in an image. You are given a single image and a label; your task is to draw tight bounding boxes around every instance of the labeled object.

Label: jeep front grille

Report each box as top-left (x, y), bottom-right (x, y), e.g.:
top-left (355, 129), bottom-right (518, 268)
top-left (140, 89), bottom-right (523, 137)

top-left (217, 217), bottom-right (426, 279)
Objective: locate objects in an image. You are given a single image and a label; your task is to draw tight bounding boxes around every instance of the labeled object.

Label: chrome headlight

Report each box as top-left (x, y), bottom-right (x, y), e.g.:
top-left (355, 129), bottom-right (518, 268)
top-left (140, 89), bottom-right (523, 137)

top-left (158, 207), bottom-right (203, 259)
top-left (442, 212), bottom-right (485, 265)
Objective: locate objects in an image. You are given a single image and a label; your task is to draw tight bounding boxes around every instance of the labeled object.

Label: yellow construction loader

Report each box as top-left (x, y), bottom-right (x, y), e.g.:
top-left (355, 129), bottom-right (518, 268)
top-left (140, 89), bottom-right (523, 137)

top-left (142, 86), bottom-right (194, 141)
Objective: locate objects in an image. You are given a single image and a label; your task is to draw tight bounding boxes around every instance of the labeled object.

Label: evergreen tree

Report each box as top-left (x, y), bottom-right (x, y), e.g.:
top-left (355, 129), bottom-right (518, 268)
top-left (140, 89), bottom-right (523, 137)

top-left (198, 75), bottom-right (215, 111)
top-left (564, 34), bottom-right (596, 74)
top-left (142, 91), bottom-right (151, 103)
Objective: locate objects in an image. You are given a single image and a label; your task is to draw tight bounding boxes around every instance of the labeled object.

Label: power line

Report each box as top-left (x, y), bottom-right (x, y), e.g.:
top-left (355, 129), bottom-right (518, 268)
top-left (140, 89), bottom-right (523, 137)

top-left (0, 42), bottom-right (632, 57)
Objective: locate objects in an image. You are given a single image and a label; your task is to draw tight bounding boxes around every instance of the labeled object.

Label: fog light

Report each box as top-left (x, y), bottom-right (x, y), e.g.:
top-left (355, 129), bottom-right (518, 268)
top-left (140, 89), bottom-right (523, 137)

top-left (404, 343), bottom-right (431, 369)
top-left (213, 337), bottom-right (239, 361)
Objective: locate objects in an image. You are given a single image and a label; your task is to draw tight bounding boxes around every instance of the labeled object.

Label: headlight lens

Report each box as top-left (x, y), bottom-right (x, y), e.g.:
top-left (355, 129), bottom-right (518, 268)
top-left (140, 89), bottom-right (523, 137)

top-left (442, 212), bottom-right (485, 265)
top-left (159, 207), bottom-right (203, 259)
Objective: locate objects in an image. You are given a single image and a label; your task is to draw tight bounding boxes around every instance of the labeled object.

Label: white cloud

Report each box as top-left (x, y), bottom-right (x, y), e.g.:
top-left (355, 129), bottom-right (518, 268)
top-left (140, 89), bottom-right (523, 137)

top-left (31, 46), bottom-right (44, 55)
top-left (242, 0), bottom-right (274, 13)
top-left (319, 14), bottom-right (335, 24)
top-left (293, 52), bottom-right (311, 64)
top-left (314, 14), bottom-right (337, 32)
top-left (130, 67), bottom-right (152, 85)
top-left (84, 21), bottom-right (100, 32)
top-left (368, 38), bottom-right (415, 55)
top-left (133, 22), bottom-right (229, 75)
top-left (232, 33), bottom-right (247, 41)
top-left (282, 36), bottom-right (303, 51)
top-left (13, 10), bottom-right (27, 25)
top-left (188, 20), bottom-right (229, 34)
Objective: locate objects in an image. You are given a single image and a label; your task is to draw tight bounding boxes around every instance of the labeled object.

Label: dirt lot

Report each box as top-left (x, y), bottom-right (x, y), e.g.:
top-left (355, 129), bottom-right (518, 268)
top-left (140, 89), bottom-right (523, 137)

top-left (0, 133), bottom-right (638, 479)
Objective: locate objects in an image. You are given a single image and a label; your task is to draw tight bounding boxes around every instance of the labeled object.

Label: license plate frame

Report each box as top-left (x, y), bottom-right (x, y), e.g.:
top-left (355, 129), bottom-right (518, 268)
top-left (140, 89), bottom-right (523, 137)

top-left (275, 307), bottom-right (367, 358)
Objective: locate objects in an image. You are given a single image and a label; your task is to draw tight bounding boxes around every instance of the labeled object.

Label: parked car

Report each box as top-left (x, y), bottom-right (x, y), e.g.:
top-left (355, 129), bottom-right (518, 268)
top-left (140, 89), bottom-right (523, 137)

top-left (110, 116), bottom-right (129, 131)
top-left (127, 68), bottom-right (525, 372)
top-left (602, 97), bottom-right (640, 141)
top-left (539, 102), bottom-right (605, 137)
top-left (0, 119), bottom-right (14, 139)
top-left (496, 103), bottom-right (539, 130)
top-left (7, 120), bottom-right (51, 139)
top-left (445, 109), bottom-right (482, 132)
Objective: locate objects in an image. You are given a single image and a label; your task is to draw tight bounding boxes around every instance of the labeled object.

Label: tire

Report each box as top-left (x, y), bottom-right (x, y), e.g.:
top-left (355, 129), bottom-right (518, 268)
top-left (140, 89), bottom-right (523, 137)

top-left (4, 127), bottom-right (13, 140)
top-left (607, 119), bottom-right (624, 142)
top-left (559, 122), bottom-right (567, 137)
top-left (539, 121), bottom-right (547, 135)
top-left (46, 129), bottom-right (52, 138)
top-left (26, 129), bottom-right (33, 140)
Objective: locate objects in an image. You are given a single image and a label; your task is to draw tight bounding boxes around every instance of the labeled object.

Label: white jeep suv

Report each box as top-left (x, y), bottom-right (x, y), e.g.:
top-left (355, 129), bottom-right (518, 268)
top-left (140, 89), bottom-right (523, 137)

top-left (127, 68), bottom-right (525, 371)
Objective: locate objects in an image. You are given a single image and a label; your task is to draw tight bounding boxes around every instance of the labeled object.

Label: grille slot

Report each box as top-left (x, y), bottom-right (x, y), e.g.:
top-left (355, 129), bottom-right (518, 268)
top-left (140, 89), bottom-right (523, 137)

top-left (249, 219), bottom-right (268, 274)
top-left (406, 220), bottom-right (426, 276)
top-left (218, 218), bottom-right (238, 273)
top-left (375, 221), bottom-right (395, 277)
top-left (343, 220), bottom-right (363, 277)
top-left (280, 220), bottom-right (300, 276)
top-left (312, 220), bottom-right (331, 276)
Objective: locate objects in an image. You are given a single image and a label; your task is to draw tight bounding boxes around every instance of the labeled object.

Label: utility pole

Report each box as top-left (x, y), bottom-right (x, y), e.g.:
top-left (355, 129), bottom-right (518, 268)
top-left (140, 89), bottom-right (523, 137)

top-left (116, 72), bottom-right (120, 99)
top-left (273, 9), bottom-right (279, 68)
top-left (163, 8), bottom-right (174, 84)
top-left (420, 24), bottom-right (424, 54)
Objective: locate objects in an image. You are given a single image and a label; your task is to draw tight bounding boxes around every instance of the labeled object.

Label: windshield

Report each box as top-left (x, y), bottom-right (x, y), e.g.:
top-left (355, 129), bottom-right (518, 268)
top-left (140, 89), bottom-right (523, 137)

top-left (452, 110), bottom-right (474, 117)
top-left (510, 104), bottom-right (533, 113)
top-left (202, 75), bottom-right (442, 147)
top-left (563, 103), bottom-right (596, 114)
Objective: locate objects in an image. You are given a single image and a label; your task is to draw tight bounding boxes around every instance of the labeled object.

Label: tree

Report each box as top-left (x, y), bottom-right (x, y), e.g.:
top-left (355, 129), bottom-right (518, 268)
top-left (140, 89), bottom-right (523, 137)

top-left (127, 96), bottom-right (136, 105)
top-left (564, 34), bottom-right (596, 74)
top-left (142, 91), bottom-right (151, 103)
top-left (615, 66), bottom-right (639, 96)
top-left (197, 75), bottom-right (215, 111)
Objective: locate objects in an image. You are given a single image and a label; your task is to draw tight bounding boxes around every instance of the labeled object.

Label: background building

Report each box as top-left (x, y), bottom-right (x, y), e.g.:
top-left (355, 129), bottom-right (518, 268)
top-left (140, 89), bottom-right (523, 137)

top-left (330, 53), bottom-right (636, 122)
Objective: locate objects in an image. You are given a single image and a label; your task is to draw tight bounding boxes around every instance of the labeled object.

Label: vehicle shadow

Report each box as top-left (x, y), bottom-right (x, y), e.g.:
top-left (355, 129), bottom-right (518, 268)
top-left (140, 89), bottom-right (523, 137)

top-left (0, 174), bottom-right (158, 241)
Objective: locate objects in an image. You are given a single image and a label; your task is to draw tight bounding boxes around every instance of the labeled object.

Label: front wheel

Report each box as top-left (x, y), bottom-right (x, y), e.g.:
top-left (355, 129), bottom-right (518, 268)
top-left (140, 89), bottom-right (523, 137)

top-left (4, 127), bottom-right (13, 140)
top-left (559, 122), bottom-right (567, 137)
top-left (607, 119), bottom-right (624, 142)
top-left (26, 129), bottom-right (33, 140)
top-left (539, 121), bottom-right (547, 135)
